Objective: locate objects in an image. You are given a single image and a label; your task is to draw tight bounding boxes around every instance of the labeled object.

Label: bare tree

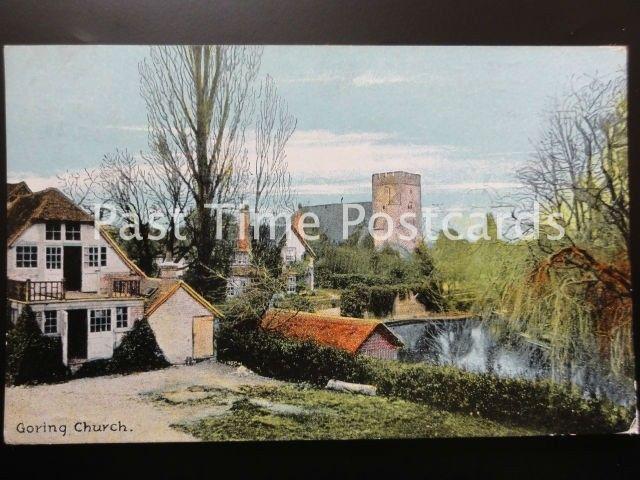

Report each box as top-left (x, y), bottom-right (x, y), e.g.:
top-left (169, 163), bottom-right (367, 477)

top-left (57, 168), bottom-right (99, 211)
top-left (96, 149), bottom-right (159, 274)
top-left (139, 46), bottom-right (262, 293)
top-left (251, 74), bottom-right (297, 214)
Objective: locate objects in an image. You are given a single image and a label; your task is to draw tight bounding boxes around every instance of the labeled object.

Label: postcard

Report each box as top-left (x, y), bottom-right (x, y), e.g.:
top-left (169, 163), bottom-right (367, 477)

top-left (3, 45), bottom-right (637, 443)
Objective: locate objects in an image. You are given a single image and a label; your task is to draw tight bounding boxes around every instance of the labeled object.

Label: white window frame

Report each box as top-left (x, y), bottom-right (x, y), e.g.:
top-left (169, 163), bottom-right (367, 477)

top-left (45, 222), bottom-right (61, 240)
top-left (43, 310), bottom-right (58, 334)
top-left (284, 247), bottom-right (296, 263)
top-left (16, 245), bottom-right (38, 268)
top-left (116, 306), bottom-right (129, 329)
top-left (46, 246), bottom-right (62, 269)
top-left (89, 309), bottom-right (111, 332)
top-left (65, 222), bottom-right (81, 241)
top-left (85, 246), bottom-right (100, 267)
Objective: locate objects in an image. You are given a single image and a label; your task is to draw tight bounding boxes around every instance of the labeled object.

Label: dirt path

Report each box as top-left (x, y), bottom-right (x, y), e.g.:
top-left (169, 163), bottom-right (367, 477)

top-left (4, 361), bottom-right (280, 444)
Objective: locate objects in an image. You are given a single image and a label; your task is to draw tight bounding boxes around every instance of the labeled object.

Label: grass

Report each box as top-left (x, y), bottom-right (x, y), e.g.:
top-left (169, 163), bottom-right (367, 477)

top-left (174, 384), bottom-right (544, 441)
top-left (303, 288), bottom-right (341, 311)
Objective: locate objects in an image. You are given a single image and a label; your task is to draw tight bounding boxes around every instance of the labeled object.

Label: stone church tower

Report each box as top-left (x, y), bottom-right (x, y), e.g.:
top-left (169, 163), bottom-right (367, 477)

top-left (371, 171), bottom-right (422, 253)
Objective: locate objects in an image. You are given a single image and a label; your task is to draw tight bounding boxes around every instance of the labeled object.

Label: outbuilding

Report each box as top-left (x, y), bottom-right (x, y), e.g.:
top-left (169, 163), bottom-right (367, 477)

top-left (261, 309), bottom-right (403, 360)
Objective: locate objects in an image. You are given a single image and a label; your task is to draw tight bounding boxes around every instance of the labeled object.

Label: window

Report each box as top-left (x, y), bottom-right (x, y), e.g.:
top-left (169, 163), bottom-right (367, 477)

top-left (284, 247), bottom-right (296, 263)
top-left (100, 246), bottom-right (107, 266)
top-left (116, 307), bottom-right (128, 329)
top-left (287, 275), bottom-right (297, 294)
top-left (89, 309), bottom-right (111, 332)
top-left (44, 311), bottom-right (58, 334)
top-left (85, 246), bottom-right (100, 267)
top-left (16, 245), bottom-right (37, 268)
top-left (46, 223), bottom-right (61, 240)
top-left (65, 222), bottom-right (81, 240)
top-left (46, 246), bottom-right (62, 269)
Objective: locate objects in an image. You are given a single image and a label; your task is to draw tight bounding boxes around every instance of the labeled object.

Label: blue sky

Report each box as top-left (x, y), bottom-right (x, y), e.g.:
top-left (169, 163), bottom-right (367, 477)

top-left (5, 45), bottom-right (626, 214)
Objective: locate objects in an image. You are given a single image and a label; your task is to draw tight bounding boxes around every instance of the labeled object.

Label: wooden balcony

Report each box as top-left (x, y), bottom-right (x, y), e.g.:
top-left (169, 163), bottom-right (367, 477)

top-left (7, 279), bottom-right (66, 302)
top-left (112, 278), bottom-right (141, 297)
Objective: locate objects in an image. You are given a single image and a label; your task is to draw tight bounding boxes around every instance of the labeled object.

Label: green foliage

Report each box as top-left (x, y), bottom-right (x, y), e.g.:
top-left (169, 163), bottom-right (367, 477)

top-left (273, 293), bottom-right (316, 313)
top-left (110, 318), bottom-right (170, 373)
top-left (370, 361), bottom-right (632, 434)
top-left (74, 318), bottom-right (169, 378)
top-left (339, 285), bottom-right (369, 318)
top-left (177, 384), bottom-right (540, 440)
top-left (218, 326), bottom-right (632, 434)
top-left (6, 306), bottom-right (68, 385)
top-left (217, 325), bottom-right (371, 385)
top-left (340, 281), bottom-right (446, 318)
top-left (251, 223), bottom-right (285, 278)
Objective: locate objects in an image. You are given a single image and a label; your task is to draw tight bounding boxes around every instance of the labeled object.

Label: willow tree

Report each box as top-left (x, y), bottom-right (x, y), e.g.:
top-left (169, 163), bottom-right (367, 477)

top-left (511, 74), bottom-right (632, 381)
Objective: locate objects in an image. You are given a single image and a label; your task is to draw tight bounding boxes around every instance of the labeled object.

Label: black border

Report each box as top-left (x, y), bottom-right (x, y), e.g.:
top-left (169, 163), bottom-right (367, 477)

top-left (1, 0), bottom-right (639, 478)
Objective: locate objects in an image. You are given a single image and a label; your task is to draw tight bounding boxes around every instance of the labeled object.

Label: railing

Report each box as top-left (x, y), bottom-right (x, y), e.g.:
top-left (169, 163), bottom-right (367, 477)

top-left (112, 279), bottom-right (141, 297)
top-left (7, 279), bottom-right (66, 301)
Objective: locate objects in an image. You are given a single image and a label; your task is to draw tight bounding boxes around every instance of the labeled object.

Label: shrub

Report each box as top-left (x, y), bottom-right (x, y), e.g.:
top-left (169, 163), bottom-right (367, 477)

top-left (367, 285), bottom-right (396, 317)
top-left (218, 325), bottom-right (633, 434)
top-left (6, 306), bottom-right (68, 385)
top-left (340, 285), bottom-right (369, 318)
top-left (73, 359), bottom-right (113, 379)
top-left (217, 325), bottom-right (370, 385)
top-left (109, 318), bottom-right (170, 374)
top-left (273, 293), bottom-right (316, 313)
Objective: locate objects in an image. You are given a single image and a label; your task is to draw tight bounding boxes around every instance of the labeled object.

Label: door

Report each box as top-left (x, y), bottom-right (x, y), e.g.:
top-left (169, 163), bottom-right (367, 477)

top-left (63, 246), bottom-right (82, 291)
top-left (67, 309), bottom-right (88, 360)
top-left (192, 316), bottom-right (214, 359)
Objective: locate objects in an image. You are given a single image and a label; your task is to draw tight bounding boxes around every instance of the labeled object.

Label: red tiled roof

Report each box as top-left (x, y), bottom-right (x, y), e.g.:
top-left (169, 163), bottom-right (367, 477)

top-left (261, 309), bottom-right (402, 354)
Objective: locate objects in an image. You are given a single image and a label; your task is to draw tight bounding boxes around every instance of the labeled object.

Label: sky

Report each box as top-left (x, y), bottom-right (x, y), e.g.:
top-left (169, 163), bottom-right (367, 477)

top-left (5, 45), bottom-right (626, 218)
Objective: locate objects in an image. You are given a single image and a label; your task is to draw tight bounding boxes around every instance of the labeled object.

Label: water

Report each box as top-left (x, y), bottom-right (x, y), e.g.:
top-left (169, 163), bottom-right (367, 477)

top-left (387, 318), bottom-right (636, 406)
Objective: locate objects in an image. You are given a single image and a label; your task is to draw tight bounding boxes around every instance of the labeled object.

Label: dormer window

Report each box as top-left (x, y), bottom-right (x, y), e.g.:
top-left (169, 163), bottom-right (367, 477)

top-left (66, 222), bottom-right (81, 241)
top-left (46, 222), bottom-right (61, 240)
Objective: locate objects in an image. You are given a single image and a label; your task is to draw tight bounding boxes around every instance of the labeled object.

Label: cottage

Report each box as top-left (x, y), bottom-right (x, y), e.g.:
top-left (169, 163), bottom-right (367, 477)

top-left (261, 309), bottom-right (404, 360)
top-left (6, 183), bottom-right (221, 366)
top-left (226, 208), bottom-right (316, 298)
top-left (279, 211), bottom-right (316, 293)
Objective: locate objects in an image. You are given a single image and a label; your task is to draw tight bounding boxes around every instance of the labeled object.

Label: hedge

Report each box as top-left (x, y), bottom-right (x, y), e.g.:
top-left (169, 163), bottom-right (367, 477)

top-left (318, 273), bottom-right (391, 289)
top-left (340, 281), bottom-right (446, 318)
top-left (218, 325), bottom-right (633, 434)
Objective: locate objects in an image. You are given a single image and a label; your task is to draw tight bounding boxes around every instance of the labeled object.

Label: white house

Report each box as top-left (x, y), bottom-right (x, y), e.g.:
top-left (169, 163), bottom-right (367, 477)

top-left (279, 211), bottom-right (316, 293)
top-left (7, 182), bottom-right (221, 366)
top-left (225, 208), bottom-right (316, 298)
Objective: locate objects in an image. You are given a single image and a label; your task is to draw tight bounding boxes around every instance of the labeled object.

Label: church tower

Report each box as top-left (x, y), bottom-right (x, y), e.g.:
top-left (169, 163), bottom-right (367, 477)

top-left (371, 171), bottom-right (422, 253)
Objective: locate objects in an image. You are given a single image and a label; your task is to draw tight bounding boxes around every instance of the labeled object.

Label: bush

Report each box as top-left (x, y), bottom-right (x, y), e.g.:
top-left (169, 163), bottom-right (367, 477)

top-left (273, 293), bottom-right (316, 313)
top-left (217, 325), bottom-right (370, 385)
top-left (109, 318), bottom-right (169, 374)
top-left (368, 285), bottom-right (397, 317)
top-left (218, 325), bottom-right (633, 434)
top-left (6, 306), bottom-right (68, 385)
top-left (340, 285), bottom-right (369, 317)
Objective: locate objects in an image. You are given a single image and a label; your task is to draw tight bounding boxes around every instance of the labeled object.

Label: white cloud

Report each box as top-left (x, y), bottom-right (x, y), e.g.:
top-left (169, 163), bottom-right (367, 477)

top-left (103, 124), bottom-right (149, 132)
top-left (7, 172), bottom-right (61, 191)
top-left (425, 182), bottom-right (523, 191)
top-left (352, 73), bottom-right (413, 87)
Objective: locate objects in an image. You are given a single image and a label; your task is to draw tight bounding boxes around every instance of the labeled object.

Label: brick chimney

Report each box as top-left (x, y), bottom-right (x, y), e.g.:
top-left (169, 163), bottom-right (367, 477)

top-left (236, 206), bottom-right (251, 252)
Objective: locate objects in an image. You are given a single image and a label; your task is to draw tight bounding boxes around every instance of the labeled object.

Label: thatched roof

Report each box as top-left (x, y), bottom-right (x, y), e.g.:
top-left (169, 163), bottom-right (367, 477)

top-left (7, 185), bottom-right (93, 246)
top-left (7, 181), bottom-right (32, 203)
top-left (261, 309), bottom-right (403, 354)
